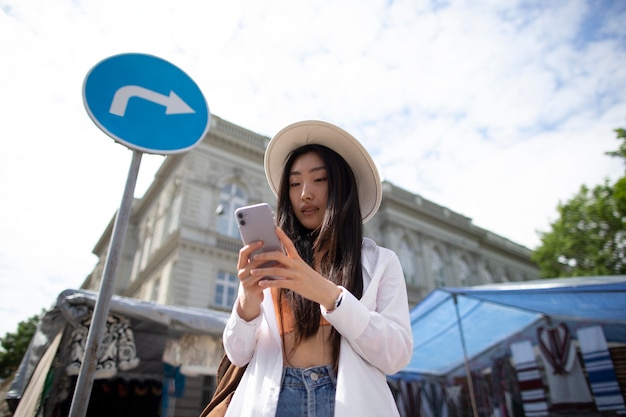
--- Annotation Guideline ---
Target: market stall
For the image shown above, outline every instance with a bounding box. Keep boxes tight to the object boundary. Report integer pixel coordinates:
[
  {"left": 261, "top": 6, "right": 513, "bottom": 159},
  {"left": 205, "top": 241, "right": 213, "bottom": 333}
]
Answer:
[
  {"left": 6, "top": 289, "right": 230, "bottom": 417},
  {"left": 391, "top": 276, "right": 626, "bottom": 417}
]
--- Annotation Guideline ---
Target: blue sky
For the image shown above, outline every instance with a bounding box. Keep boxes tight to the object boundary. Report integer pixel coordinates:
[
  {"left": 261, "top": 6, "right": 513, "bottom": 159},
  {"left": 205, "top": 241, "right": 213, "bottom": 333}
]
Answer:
[{"left": 0, "top": 0, "right": 624, "bottom": 336}]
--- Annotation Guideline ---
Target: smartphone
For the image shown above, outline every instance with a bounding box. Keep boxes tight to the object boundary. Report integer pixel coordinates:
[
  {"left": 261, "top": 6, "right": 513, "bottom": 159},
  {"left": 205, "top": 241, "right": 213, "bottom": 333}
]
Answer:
[{"left": 234, "top": 203, "right": 283, "bottom": 279}]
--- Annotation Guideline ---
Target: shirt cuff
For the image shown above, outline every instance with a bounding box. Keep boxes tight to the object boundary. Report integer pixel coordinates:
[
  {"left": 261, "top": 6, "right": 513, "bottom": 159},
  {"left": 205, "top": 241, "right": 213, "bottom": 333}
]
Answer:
[{"left": 320, "top": 286, "right": 345, "bottom": 314}]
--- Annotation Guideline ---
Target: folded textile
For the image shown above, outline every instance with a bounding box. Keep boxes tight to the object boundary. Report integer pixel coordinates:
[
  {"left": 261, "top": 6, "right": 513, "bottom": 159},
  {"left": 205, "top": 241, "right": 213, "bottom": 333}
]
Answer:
[
  {"left": 537, "top": 323, "right": 593, "bottom": 406},
  {"left": 422, "top": 381, "right": 447, "bottom": 417},
  {"left": 66, "top": 312, "right": 140, "bottom": 379},
  {"left": 577, "top": 325, "right": 626, "bottom": 413},
  {"left": 510, "top": 340, "right": 548, "bottom": 417},
  {"left": 393, "top": 379, "right": 421, "bottom": 417},
  {"left": 491, "top": 356, "right": 518, "bottom": 417}
]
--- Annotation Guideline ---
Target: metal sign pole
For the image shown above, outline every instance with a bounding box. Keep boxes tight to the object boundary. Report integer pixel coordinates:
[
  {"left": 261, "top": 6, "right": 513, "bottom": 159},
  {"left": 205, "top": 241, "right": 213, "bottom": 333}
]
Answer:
[
  {"left": 68, "top": 150, "right": 143, "bottom": 417},
  {"left": 76, "top": 52, "right": 208, "bottom": 416}
]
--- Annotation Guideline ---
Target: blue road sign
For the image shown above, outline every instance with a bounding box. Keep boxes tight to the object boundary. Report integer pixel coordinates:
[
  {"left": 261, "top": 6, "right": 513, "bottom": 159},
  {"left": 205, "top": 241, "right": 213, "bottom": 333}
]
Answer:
[{"left": 83, "top": 53, "right": 210, "bottom": 154}]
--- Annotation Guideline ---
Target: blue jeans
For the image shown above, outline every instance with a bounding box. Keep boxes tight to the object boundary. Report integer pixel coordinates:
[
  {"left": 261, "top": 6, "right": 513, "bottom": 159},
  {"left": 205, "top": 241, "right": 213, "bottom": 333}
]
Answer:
[{"left": 275, "top": 365, "right": 337, "bottom": 417}]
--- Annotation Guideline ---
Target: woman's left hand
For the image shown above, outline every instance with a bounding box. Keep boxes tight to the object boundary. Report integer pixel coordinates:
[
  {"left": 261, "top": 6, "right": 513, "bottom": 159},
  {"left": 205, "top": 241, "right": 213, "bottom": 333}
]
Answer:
[{"left": 251, "top": 227, "right": 342, "bottom": 311}]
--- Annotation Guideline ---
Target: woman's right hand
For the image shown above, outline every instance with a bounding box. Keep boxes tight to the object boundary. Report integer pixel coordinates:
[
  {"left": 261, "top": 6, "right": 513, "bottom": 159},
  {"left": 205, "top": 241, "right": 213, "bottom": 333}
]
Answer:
[{"left": 236, "top": 240, "right": 267, "bottom": 321}]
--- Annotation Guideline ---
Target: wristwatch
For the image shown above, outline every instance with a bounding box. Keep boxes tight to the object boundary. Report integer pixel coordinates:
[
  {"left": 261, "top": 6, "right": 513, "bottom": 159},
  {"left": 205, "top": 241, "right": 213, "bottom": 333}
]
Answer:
[{"left": 333, "top": 289, "right": 344, "bottom": 310}]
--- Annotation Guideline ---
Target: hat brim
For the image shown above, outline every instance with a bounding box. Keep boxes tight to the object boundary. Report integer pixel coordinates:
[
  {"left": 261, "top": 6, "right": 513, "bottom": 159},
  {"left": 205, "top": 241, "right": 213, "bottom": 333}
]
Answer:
[{"left": 264, "top": 120, "right": 382, "bottom": 223}]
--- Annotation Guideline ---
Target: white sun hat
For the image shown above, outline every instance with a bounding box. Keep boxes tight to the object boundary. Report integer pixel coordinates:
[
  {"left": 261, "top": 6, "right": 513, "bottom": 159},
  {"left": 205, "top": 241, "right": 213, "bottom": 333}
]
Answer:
[{"left": 264, "top": 120, "right": 382, "bottom": 223}]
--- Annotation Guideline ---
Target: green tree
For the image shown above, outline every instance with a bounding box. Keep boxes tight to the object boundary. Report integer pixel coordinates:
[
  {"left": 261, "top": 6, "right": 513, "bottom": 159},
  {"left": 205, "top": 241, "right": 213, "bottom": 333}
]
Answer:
[
  {"left": 605, "top": 128, "right": 626, "bottom": 162},
  {"left": 0, "top": 314, "right": 41, "bottom": 379},
  {"left": 532, "top": 126, "right": 626, "bottom": 278}
]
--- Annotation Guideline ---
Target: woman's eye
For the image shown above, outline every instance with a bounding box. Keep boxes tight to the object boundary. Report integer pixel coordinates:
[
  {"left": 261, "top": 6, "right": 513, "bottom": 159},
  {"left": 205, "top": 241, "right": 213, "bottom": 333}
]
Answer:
[
  {"left": 314, "top": 177, "right": 327, "bottom": 183},
  {"left": 290, "top": 182, "right": 300, "bottom": 187}
]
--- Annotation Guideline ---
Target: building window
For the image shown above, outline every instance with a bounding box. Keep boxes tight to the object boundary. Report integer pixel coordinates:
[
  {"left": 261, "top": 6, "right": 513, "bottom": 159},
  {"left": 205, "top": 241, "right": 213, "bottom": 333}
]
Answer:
[
  {"left": 216, "top": 183, "right": 247, "bottom": 238},
  {"left": 139, "top": 230, "right": 153, "bottom": 271},
  {"left": 458, "top": 258, "right": 470, "bottom": 287},
  {"left": 399, "top": 240, "right": 417, "bottom": 285},
  {"left": 431, "top": 249, "right": 447, "bottom": 288},
  {"left": 214, "top": 270, "right": 238, "bottom": 308},
  {"left": 167, "top": 191, "right": 182, "bottom": 234}
]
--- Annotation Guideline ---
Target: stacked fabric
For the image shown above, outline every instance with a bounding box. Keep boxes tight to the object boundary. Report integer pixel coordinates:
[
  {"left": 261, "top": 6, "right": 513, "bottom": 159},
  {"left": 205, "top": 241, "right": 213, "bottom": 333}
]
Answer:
[
  {"left": 612, "top": 347, "right": 626, "bottom": 403},
  {"left": 577, "top": 325, "right": 626, "bottom": 414},
  {"left": 391, "top": 379, "right": 421, "bottom": 417},
  {"left": 510, "top": 340, "right": 549, "bottom": 417},
  {"left": 422, "top": 381, "right": 447, "bottom": 417}
]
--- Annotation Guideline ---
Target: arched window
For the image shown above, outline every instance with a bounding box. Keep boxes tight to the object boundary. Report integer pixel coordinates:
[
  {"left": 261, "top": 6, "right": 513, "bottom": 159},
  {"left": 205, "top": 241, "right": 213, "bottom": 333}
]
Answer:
[
  {"left": 478, "top": 263, "right": 494, "bottom": 284},
  {"left": 216, "top": 183, "right": 247, "bottom": 238}
]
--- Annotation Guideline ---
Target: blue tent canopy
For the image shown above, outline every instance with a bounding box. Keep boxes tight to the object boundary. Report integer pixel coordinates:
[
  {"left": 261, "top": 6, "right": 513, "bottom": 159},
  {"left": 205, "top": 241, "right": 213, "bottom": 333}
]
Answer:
[{"left": 397, "top": 275, "right": 626, "bottom": 379}]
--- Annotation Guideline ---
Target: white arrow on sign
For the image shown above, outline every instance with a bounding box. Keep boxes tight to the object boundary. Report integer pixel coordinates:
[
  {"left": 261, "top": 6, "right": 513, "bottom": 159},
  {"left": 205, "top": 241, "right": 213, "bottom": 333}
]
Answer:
[{"left": 109, "top": 85, "right": 195, "bottom": 117}]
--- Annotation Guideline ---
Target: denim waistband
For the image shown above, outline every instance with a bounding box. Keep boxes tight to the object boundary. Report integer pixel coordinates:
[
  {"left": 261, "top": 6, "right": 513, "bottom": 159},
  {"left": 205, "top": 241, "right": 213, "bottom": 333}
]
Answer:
[{"left": 281, "top": 365, "right": 337, "bottom": 388}]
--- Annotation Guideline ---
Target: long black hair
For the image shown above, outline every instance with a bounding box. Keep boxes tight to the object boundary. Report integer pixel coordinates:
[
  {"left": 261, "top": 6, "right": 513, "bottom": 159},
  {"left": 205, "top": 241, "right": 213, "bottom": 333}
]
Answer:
[{"left": 276, "top": 144, "right": 364, "bottom": 369}]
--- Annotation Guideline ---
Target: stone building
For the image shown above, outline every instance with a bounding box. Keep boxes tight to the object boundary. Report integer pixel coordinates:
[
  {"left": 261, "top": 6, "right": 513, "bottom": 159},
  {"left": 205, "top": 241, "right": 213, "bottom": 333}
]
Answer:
[
  {"left": 82, "top": 114, "right": 538, "bottom": 306},
  {"left": 79, "top": 114, "right": 538, "bottom": 413}
]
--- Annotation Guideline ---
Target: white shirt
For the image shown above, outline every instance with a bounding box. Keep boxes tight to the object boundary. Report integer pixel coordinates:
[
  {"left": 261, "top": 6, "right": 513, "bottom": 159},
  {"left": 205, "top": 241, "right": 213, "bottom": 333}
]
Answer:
[{"left": 223, "top": 238, "right": 413, "bottom": 417}]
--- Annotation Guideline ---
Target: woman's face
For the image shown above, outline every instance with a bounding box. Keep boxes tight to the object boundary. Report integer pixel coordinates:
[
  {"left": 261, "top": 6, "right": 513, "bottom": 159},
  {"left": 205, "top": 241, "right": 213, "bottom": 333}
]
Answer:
[{"left": 288, "top": 151, "right": 329, "bottom": 230}]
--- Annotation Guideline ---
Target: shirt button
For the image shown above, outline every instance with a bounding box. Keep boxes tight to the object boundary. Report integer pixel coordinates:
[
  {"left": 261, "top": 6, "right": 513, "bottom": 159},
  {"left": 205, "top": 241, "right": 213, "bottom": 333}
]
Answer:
[{"left": 310, "top": 372, "right": 319, "bottom": 381}]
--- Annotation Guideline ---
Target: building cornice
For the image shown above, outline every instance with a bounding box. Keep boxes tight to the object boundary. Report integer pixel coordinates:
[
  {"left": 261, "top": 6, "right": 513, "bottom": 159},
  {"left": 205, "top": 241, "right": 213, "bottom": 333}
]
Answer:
[
  {"left": 380, "top": 181, "right": 534, "bottom": 260},
  {"left": 201, "top": 115, "right": 269, "bottom": 162}
]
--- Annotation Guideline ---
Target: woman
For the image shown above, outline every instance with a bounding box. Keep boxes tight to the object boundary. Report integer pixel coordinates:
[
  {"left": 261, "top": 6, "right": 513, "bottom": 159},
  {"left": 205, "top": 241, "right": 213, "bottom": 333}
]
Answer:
[{"left": 223, "top": 120, "right": 413, "bottom": 417}]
